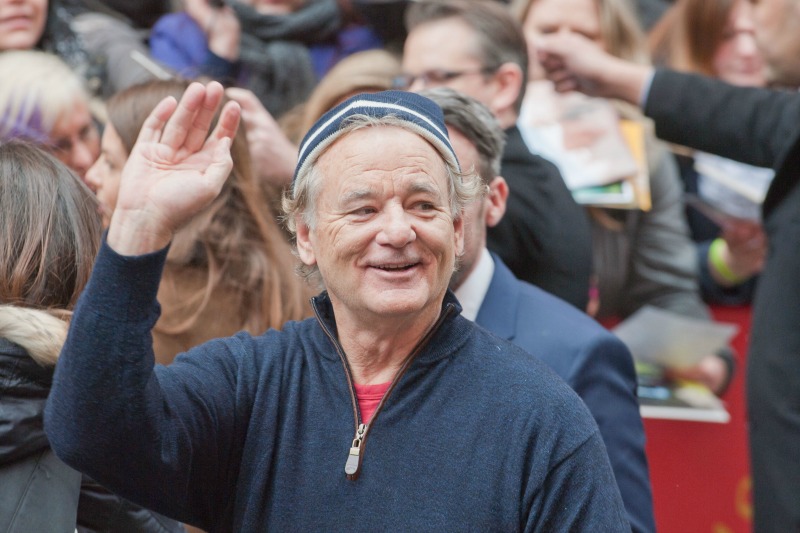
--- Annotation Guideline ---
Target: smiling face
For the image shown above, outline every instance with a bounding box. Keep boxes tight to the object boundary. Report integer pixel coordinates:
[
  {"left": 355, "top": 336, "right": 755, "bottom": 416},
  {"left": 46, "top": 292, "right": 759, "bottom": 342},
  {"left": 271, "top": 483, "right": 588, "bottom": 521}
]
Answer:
[
  {"left": 295, "top": 126, "right": 463, "bottom": 325},
  {"left": 0, "top": 0, "right": 47, "bottom": 50},
  {"left": 85, "top": 123, "right": 127, "bottom": 227}
]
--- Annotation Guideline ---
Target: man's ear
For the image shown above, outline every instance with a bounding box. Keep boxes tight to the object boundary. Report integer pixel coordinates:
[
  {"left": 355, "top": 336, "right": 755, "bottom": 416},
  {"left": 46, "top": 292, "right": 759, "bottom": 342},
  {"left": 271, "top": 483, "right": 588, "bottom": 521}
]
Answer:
[
  {"left": 295, "top": 217, "right": 317, "bottom": 266},
  {"left": 453, "top": 212, "right": 465, "bottom": 256},
  {"left": 485, "top": 176, "right": 509, "bottom": 228},
  {"left": 488, "top": 62, "right": 523, "bottom": 116}
]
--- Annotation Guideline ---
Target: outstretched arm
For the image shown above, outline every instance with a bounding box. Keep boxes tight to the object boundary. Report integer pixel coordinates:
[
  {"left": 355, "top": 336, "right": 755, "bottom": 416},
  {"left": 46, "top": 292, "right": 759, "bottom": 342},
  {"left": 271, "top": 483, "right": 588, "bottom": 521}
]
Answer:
[{"left": 108, "top": 80, "right": 240, "bottom": 256}]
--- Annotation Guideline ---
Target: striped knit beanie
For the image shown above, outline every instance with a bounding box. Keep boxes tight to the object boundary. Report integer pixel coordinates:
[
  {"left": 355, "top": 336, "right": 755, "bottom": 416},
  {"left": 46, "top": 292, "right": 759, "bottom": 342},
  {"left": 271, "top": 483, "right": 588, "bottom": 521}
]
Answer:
[{"left": 292, "top": 90, "right": 460, "bottom": 190}]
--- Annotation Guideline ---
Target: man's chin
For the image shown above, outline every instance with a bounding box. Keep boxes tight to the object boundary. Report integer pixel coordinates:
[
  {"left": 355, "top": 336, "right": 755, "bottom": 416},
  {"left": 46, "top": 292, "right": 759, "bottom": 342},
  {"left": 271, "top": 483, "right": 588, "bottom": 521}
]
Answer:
[{"left": 363, "top": 290, "right": 444, "bottom": 319}]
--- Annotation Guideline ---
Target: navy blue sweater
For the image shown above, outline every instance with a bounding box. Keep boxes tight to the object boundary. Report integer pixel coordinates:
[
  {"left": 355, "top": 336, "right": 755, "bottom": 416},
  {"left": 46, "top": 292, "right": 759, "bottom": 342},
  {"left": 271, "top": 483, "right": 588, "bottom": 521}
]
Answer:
[{"left": 45, "top": 241, "right": 629, "bottom": 532}]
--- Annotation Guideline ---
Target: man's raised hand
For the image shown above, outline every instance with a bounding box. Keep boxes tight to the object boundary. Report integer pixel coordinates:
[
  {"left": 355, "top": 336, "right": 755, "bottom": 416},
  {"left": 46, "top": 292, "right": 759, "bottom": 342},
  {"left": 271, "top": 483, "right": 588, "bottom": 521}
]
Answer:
[{"left": 108, "top": 81, "right": 241, "bottom": 256}]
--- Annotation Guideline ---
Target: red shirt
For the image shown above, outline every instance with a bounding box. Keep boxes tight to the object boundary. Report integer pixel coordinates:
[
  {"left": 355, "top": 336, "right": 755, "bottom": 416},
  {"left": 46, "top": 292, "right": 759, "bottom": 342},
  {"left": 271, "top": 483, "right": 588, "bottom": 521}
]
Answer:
[{"left": 353, "top": 381, "right": 391, "bottom": 424}]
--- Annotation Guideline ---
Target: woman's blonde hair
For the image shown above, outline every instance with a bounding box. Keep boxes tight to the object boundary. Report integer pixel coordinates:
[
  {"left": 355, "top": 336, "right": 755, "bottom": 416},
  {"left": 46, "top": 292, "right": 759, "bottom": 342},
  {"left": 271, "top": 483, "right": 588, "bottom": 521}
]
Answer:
[{"left": 0, "top": 50, "right": 93, "bottom": 144}]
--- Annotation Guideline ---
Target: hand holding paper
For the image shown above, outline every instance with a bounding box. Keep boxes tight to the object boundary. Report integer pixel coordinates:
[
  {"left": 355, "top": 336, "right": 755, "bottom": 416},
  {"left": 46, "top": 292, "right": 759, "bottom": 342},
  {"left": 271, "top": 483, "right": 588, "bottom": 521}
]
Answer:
[{"left": 612, "top": 306, "right": 738, "bottom": 369}]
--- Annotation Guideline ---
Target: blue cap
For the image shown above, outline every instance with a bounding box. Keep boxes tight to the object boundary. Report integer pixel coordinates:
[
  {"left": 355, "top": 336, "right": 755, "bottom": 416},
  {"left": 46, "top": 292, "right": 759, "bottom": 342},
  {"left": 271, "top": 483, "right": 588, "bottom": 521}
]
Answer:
[{"left": 292, "top": 90, "right": 460, "bottom": 189}]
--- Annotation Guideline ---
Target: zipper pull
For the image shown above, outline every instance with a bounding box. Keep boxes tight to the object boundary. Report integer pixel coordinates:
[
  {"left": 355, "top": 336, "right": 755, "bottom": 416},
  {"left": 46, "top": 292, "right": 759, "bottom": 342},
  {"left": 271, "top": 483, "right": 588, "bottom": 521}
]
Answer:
[{"left": 345, "top": 423, "right": 367, "bottom": 479}]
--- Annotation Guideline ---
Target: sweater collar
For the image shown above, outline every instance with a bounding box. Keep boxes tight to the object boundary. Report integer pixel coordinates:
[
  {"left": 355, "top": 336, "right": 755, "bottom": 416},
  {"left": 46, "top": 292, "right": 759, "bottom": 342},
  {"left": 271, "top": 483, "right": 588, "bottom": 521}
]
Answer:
[{"left": 309, "top": 291, "right": 472, "bottom": 364}]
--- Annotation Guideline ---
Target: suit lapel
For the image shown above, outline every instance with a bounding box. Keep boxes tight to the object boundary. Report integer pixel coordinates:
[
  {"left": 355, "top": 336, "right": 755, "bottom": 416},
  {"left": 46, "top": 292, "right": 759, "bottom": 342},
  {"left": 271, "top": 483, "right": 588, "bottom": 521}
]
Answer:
[{"left": 474, "top": 255, "right": 519, "bottom": 342}]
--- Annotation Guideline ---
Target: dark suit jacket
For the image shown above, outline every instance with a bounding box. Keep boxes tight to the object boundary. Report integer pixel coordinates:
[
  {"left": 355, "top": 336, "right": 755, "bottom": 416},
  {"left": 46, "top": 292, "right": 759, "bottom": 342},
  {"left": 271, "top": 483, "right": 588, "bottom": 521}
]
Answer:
[
  {"left": 646, "top": 69, "right": 800, "bottom": 532},
  {"left": 487, "top": 125, "right": 593, "bottom": 310},
  {"left": 476, "top": 255, "right": 654, "bottom": 533}
]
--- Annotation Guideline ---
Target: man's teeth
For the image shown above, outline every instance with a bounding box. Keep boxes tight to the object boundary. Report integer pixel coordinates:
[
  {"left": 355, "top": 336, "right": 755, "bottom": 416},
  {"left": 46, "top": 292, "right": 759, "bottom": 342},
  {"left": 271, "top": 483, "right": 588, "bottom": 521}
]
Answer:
[{"left": 377, "top": 263, "right": 414, "bottom": 270}]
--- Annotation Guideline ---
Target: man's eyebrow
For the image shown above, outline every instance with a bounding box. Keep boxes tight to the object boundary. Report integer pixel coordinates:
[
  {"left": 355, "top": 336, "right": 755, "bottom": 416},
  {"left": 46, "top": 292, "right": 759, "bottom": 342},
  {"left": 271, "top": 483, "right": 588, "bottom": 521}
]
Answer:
[
  {"left": 338, "top": 181, "right": 444, "bottom": 205},
  {"left": 340, "top": 189, "right": 377, "bottom": 205},
  {"left": 408, "top": 181, "right": 443, "bottom": 198}
]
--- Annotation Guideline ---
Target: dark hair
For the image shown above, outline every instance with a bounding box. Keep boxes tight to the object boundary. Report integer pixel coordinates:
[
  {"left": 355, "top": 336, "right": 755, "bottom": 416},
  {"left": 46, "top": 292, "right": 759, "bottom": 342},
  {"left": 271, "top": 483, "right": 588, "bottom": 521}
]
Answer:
[
  {"left": 405, "top": 0, "right": 529, "bottom": 112},
  {"left": 0, "top": 140, "right": 101, "bottom": 309}
]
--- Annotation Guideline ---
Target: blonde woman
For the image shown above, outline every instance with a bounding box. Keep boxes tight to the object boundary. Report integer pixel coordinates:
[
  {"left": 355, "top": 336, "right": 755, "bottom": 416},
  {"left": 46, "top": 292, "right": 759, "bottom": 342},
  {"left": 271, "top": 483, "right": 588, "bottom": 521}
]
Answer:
[{"left": 0, "top": 50, "right": 100, "bottom": 179}]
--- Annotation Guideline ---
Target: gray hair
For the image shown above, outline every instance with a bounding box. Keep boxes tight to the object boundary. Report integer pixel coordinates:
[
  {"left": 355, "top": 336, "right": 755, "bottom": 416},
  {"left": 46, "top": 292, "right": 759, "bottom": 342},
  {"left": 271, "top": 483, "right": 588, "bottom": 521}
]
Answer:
[
  {"left": 282, "top": 113, "right": 483, "bottom": 282},
  {"left": 420, "top": 87, "right": 506, "bottom": 188}
]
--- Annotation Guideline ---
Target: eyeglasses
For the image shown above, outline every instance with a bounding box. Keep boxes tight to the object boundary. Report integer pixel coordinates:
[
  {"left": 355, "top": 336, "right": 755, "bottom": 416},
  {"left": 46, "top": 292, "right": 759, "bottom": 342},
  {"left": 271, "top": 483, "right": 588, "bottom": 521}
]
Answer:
[{"left": 392, "top": 67, "right": 497, "bottom": 89}]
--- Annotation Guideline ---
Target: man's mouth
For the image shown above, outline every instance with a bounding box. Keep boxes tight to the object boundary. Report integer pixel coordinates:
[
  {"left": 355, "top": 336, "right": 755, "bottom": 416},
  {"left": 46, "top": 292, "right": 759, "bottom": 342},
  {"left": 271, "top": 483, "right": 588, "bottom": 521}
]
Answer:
[{"left": 371, "top": 261, "right": 419, "bottom": 272}]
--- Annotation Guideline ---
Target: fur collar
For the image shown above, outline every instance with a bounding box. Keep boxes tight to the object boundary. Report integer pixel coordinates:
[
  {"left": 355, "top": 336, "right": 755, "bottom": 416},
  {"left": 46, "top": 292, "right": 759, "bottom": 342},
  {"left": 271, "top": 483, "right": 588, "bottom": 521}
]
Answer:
[{"left": 0, "top": 305, "right": 69, "bottom": 367}]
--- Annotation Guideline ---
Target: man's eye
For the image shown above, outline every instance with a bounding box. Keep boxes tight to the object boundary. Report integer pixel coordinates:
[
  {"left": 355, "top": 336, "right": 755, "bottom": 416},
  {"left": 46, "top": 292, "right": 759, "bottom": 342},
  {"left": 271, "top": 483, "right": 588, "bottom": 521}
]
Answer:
[{"left": 351, "top": 207, "right": 376, "bottom": 217}]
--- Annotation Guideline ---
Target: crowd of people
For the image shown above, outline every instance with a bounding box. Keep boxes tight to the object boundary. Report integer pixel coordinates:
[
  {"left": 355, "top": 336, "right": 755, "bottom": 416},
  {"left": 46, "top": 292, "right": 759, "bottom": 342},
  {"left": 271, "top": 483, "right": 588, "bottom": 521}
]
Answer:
[{"left": 1, "top": 0, "right": 798, "bottom": 531}]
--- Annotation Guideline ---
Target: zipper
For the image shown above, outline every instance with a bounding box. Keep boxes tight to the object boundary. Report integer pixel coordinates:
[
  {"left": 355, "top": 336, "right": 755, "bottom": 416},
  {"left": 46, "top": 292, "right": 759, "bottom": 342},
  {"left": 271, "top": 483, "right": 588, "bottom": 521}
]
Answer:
[
  {"left": 345, "top": 423, "right": 367, "bottom": 476},
  {"left": 313, "top": 300, "right": 457, "bottom": 481}
]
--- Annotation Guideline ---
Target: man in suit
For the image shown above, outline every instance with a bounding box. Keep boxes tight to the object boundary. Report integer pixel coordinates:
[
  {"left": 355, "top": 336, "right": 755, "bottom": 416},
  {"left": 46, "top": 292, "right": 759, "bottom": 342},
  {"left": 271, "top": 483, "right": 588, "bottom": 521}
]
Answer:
[
  {"left": 399, "top": 0, "right": 593, "bottom": 310},
  {"left": 422, "top": 87, "right": 655, "bottom": 533},
  {"left": 536, "top": 8, "right": 800, "bottom": 527}
]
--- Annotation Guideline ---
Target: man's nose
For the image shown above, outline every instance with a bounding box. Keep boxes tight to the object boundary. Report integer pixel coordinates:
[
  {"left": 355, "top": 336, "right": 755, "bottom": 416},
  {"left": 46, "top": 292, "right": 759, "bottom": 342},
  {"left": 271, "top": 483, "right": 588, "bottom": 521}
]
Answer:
[{"left": 376, "top": 209, "right": 416, "bottom": 247}]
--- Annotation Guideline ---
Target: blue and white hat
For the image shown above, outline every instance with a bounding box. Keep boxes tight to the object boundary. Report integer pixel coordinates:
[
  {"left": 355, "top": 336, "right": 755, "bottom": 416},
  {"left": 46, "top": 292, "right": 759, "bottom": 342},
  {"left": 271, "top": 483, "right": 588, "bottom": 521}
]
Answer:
[{"left": 292, "top": 90, "right": 461, "bottom": 190}]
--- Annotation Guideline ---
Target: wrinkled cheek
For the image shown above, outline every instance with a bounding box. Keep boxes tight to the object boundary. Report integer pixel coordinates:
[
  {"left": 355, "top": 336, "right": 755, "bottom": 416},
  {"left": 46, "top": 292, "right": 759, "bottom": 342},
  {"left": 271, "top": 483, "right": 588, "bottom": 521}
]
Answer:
[{"left": 438, "top": 246, "right": 458, "bottom": 281}]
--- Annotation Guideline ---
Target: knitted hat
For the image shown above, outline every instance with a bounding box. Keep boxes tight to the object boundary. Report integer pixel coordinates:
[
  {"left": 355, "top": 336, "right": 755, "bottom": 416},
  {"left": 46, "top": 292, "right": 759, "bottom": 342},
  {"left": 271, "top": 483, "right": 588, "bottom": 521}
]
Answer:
[{"left": 292, "top": 90, "right": 460, "bottom": 189}]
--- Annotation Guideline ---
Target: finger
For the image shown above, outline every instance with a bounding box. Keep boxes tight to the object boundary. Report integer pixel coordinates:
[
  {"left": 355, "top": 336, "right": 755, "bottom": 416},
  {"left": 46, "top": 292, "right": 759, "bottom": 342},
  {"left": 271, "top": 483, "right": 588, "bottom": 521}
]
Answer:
[
  {"left": 225, "top": 87, "right": 261, "bottom": 111},
  {"left": 207, "top": 100, "right": 242, "bottom": 144},
  {"left": 184, "top": 82, "right": 226, "bottom": 152},
  {"left": 225, "top": 88, "right": 266, "bottom": 129},
  {"left": 159, "top": 82, "right": 210, "bottom": 151},
  {"left": 136, "top": 96, "right": 178, "bottom": 146},
  {"left": 549, "top": 71, "right": 579, "bottom": 92}
]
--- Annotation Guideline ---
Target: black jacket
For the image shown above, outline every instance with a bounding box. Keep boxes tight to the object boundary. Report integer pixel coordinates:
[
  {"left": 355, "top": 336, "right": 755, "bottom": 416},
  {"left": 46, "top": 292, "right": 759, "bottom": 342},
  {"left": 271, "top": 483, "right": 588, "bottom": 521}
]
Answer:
[
  {"left": 487, "top": 125, "right": 593, "bottom": 310},
  {"left": 645, "top": 69, "right": 800, "bottom": 533},
  {"left": 0, "top": 307, "right": 184, "bottom": 533}
]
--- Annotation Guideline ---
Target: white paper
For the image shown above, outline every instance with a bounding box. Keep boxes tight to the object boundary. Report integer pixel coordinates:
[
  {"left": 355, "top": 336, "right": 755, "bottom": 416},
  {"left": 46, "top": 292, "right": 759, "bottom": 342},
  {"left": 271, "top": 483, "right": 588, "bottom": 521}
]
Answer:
[
  {"left": 694, "top": 151, "right": 774, "bottom": 208},
  {"left": 518, "top": 81, "right": 638, "bottom": 190},
  {"left": 612, "top": 306, "right": 739, "bottom": 369}
]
